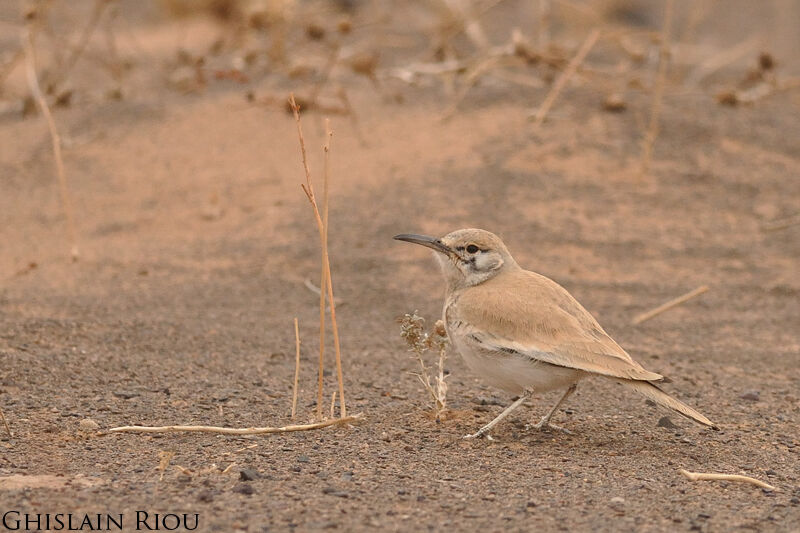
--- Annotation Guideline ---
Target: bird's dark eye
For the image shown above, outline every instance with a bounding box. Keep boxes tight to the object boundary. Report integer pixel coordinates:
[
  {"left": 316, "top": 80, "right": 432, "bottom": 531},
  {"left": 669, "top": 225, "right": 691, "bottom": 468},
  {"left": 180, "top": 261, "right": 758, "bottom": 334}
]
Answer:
[{"left": 466, "top": 244, "right": 479, "bottom": 254}]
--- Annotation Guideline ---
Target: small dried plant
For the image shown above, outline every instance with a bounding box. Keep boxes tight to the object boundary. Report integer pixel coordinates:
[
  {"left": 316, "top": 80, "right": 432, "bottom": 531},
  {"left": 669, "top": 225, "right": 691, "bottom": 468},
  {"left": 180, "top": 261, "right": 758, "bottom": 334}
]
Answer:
[{"left": 398, "top": 312, "right": 449, "bottom": 420}]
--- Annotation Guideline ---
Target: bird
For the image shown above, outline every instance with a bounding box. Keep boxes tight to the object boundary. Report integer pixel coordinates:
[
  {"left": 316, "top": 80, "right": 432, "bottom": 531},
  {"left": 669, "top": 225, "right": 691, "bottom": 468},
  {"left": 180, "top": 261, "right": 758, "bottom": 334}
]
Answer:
[{"left": 394, "top": 228, "right": 717, "bottom": 439}]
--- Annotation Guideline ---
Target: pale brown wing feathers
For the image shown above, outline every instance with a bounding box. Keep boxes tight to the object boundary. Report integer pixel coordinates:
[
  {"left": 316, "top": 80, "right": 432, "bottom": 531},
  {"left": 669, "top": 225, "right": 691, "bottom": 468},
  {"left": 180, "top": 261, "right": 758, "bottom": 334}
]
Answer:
[{"left": 455, "top": 269, "right": 663, "bottom": 382}]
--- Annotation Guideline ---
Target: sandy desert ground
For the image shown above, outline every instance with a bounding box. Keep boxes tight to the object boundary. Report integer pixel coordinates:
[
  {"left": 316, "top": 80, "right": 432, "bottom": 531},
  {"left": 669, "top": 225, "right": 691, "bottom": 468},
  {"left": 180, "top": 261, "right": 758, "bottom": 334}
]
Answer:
[{"left": 1, "top": 1, "right": 799, "bottom": 531}]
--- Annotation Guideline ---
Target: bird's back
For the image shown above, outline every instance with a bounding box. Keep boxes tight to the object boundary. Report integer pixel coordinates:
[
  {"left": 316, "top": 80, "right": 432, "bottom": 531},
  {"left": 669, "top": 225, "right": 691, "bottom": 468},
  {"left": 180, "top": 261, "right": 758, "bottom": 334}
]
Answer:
[{"left": 448, "top": 268, "right": 662, "bottom": 382}]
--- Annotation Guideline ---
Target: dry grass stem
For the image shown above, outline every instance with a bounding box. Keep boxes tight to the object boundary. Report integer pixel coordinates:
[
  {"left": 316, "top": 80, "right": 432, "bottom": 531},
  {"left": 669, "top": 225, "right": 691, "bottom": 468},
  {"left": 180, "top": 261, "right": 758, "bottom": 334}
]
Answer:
[
  {"left": 288, "top": 93, "right": 327, "bottom": 420},
  {"left": 442, "top": 0, "right": 489, "bottom": 51},
  {"left": 291, "top": 317, "right": 300, "bottom": 419},
  {"left": 632, "top": 285, "right": 709, "bottom": 325},
  {"left": 440, "top": 54, "right": 501, "bottom": 121},
  {"left": 303, "top": 278, "right": 343, "bottom": 307},
  {"left": 399, "top": 313, "right": 450, "bottom": 420},
  {"left": 157, "top": 451, "right": 175, "bottom": 481},
  {"left": 289, "top": 95, "right": 347, "bottom": 419},
  {"left": 307, "top": 43, "right": 340, "bottom": 106},
  {"left": 330, "top": 391, "right": 337, "bottom": 419},
  {"left": 761, "top": 213, "right": 800, "bottom": 232},
  {"left": 529, "top": 28, "right": 600, "bottom": 126},
  {"left": 679, "top": 469, "right": 777, "bottom": 491},
  {"left": 0, "top": 48, "right": 24, "bottom": 87},
  {"left": 23, "top": 28, "right": 79, "bottom": 261},
  {"left": 322, "top": 120, "right": 347, "bottom": 419},
  {"left": 108, "top": 415, "right": 362, "bottom": 435},
  {"left": 686, "top": 37, "right": 757, "bottom": 86},
  {"left": 45, "top": 0, "right": 112, "bottom": 94},
  {"left": 639, "top": 0, "right": 674, "bottom": 175},
  {"left": 537, "top": 0, "right": 551, "bottom": 50},
  {"left": 0, "top": 406, "right": 11, "bottom": 439}
]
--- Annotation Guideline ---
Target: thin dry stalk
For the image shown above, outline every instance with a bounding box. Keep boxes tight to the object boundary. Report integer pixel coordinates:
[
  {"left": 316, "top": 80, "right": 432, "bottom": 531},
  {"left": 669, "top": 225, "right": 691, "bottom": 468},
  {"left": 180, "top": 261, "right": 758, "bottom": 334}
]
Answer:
[
  {"left": 431, "top": 320, "right": 449, "bottom": 416},
  {"left": 303, "top": 278, "right": 343, "bottom": 307},
  {"left": 679, "top": 469, "right": 777, "bottom": 491},
  {"left": 291, "top": 317, "right": 300, "bottom": 419},
  {"left": 323, "top": 121, "right": 346, "bottom": 419},
  {"left": 529, "top": 28, "right": 600, "bottom": 126},
  {"left": 442, "top": 0, "right": 489, "bottom": 51},
  {"left": 288, "top": 93, "right": 326, "bottom": 420},
  {"left": 330, "top": 391, "right": 336, "bottom": 419},
  {"left": 45, "top": 0, "right": 112, "bottom": 93},
  {"left": 639, "top": 0, "right": 674, "bottom": 176},
  {"left": 440, "top": 54, "right": 501, "bottom": 121},
  {"left": 315, "top": 266, "right": 327, "bottom": 419},
  {"left": 108, "top": 415, "right": 362, "bottom": 435},
  {"left": 22, "top": 28, "right": 79, "bottom": 261},
  {"left": 307, "top": 43, "right": 340, "bottom": 106},
  {"left": 686, "top": 37, "right": 757, "bottom": 86},
  {"left": 632, "top": 285, "right": 708, "bottom": 325},
  {"left": 157, "top": 451, "right": 175, "bottom": 481},
  {"left": 0, "top": 405, "right": 11, "bottom": 439},
  {"left": 288, "top": 95, "right": 347, "bottom": 419},
  {"left": 537, "top": 0, "right": 551, "bottom": 50},
  {"left": 761, "top": 213, "right": 800, "bottom": 232},
  {"left": 0, "top": 48, "right": 24, "bottom": 87}
]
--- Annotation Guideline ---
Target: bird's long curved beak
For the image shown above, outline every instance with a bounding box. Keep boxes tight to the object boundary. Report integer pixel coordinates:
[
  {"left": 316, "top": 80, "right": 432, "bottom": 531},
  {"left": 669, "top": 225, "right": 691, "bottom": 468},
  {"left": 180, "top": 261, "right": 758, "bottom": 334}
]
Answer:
[{"left": 393, "top": 234, "right": 452, "bottom": 255}]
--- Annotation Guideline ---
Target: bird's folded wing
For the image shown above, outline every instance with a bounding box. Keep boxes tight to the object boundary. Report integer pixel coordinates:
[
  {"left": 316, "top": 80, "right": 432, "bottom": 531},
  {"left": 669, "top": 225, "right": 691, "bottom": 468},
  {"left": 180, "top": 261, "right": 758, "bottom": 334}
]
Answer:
[{"left": 456, "top": 280, "right": 663, "bottom": 382}]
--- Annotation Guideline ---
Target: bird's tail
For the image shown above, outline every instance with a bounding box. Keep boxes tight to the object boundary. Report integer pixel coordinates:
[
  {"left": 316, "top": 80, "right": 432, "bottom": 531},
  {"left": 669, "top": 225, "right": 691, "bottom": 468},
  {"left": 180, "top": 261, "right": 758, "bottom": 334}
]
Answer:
[{"left": 617, "top": 379, "right": 718, "bottom": 429}]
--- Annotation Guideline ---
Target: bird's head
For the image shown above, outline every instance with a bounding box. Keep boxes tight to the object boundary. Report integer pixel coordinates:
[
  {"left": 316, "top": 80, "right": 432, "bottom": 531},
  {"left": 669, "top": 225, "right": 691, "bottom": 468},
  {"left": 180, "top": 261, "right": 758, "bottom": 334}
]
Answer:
[{"left": 394, "top": 228, "right": 518, "bottom": 289}]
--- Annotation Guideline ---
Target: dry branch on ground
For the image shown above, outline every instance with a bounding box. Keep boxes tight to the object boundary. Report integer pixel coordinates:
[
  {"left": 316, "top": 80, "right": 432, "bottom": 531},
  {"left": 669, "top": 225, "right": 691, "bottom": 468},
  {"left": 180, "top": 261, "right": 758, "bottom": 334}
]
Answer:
[
  {"left": 680, "top": 469, "right": 777, "bottom": 491},
  {"left": 108, "top": 415, "right": 362, "bottom": 436}
]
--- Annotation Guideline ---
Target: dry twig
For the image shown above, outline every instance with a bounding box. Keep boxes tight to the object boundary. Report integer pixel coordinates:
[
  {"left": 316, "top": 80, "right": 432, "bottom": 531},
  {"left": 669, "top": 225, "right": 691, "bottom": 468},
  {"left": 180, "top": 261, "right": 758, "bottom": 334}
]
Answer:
[
  {"left": 632, "top": 285, "right": 708, "bottom": 325},
  {"left": 0, "top": 406, "right": 11, "bottom": 439},
  {"left": 108, "top": 415, "right": 362, "bottom": 435},
  {"left": 529, "top": 28, "right": 600, "bottom": 126},
  {"left": 22, "top": 27, "right": 79, "bottom": 261},
  {"left": 536, "top": 0, "right": 551, "bottom": 50},
  {"left": 761, "top": 213, "right": 800, "bottom": 232},
  {"left": 303, "top": 278, "right": 344, "bottom": 307},
  {"left": 289, "top": 93, "right": 327, "bottom": 420},
  {"left": 322, "top": 121, "right": 347, "bottom": 419},
  {"left": 639, "top": 0, "right": 674, "bottom": 175},
  {"left": 680, "top": 469, "right": 777, "bottom": 491},
  {"left": 289, "top": 95, "right": 347, "bottom": 419},
  {"left": 157, "top": 451, "right": 175, "bottom": 481},
  {"left": 291, "top": 317, "right": 300, "bottom": 419},
  {"left": 0, "top": 48, "right": 24, "bottom": 88},
  {"left": 45, "top": 0, "right": 112, "bottom": 94}
]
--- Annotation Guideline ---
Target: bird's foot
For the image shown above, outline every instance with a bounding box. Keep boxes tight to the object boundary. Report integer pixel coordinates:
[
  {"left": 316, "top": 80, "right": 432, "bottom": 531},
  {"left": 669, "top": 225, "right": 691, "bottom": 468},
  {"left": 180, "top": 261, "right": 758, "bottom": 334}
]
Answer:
[
  {"left": 525, "top": 418, "right": 572, "bottom": 435},
  {"left": 463, "top": 429, "right": 495, "bottom": 440}
]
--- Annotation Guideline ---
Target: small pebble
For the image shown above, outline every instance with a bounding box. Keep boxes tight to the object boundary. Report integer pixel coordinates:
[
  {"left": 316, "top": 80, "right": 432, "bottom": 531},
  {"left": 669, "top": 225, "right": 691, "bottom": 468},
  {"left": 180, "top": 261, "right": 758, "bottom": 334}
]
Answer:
[
  {"left": 239, "top": 468, "right": 260, "bottom": 481},
  {"left": 79, "top": 418, "right": 100, "bottom": 431},
  {"left": 603, "top": 93, "right": 627, "bottom": 112},
  {"left": 233, "top": 483, "right": 255, "bottom": 495},
  {"left": 740, "top": 391, "right": 760, "bottom": 401},
  {"left": 657, "top": 416, "right": 678, "bottom": 429},
  {"left": 610, "top": 497, "right": 625, "bottom": 504}
]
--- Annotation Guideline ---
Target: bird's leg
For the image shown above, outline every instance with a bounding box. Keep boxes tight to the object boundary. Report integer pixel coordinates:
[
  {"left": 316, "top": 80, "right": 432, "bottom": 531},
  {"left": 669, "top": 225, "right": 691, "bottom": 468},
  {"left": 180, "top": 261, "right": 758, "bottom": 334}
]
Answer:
[
  {"left": 529, "top": 383, "right": 577, "bottom": 434},
  {"left": 464, "top": 390, "right": 532, "bottom": 440}
]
